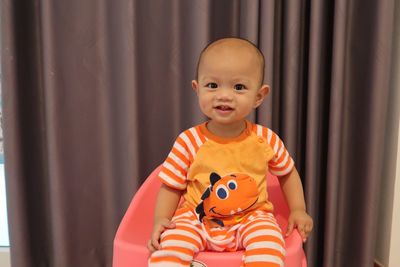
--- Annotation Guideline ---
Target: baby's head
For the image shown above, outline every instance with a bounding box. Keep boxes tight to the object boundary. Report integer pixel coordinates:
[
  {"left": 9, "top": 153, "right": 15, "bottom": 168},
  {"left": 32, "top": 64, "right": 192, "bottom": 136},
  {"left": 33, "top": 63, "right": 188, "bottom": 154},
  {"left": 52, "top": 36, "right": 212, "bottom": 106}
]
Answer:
[
  {"left": 195, "top": 37, "right": 265, "bottom": 85},
  {"left": 192, "top": 38, "right": 269, "bottom": 127}
]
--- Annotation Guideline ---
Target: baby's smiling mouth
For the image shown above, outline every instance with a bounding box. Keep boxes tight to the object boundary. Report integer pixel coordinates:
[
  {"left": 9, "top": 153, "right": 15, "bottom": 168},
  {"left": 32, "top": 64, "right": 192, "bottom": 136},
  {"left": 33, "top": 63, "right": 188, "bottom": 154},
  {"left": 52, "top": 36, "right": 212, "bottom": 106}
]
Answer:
[{"left": 214, "top": 105, "right": 234, "bottom": 111}]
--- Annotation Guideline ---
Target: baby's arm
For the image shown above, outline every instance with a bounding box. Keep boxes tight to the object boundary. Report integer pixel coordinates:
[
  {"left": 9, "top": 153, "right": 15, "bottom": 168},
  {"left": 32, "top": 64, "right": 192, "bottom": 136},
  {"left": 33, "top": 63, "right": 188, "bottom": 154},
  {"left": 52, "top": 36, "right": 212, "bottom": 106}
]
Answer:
[
  {"left": 279, "top": 167, "right": 313, "bottom": 242},
  {"left": 148, "top": 184, "right": 182, "bottom": 252}
]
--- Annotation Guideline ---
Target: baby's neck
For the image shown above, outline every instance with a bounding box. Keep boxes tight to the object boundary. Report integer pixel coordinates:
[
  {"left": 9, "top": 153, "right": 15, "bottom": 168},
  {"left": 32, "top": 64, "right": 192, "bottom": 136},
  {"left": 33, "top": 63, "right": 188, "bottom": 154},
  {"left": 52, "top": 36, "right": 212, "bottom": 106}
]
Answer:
[{"left": 206, "top": 120, "right": 247, "bottom": 138}]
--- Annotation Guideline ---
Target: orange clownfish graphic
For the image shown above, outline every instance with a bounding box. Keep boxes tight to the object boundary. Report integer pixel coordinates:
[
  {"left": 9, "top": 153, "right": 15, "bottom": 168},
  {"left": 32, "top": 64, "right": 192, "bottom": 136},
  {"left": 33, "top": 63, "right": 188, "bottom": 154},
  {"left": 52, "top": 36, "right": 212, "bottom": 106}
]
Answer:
[{"left": 195, "top": 172, "right": 259, "bottom": 227}]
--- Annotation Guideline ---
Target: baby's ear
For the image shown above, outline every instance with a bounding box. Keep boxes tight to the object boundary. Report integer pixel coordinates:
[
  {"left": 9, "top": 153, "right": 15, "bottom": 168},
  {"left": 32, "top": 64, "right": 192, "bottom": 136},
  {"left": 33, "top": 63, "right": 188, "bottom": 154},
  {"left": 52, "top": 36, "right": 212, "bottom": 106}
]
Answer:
[
  {"left": 192, "top": 80, "right": 199, "bottom": 93},
  {"left": 254, "top": 85, "right": 270, "bottom": 108}
]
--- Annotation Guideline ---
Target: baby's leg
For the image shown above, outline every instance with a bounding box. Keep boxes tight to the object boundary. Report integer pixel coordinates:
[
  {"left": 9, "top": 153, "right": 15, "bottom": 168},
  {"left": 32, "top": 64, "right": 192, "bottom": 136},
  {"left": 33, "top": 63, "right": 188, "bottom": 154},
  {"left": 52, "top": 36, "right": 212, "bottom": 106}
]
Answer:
[
  {"left": 148, "top": 208, "right": 205, "bottom": 267},
  {"left": 239, "top": 211, "right": 285, "bottom": 267}
]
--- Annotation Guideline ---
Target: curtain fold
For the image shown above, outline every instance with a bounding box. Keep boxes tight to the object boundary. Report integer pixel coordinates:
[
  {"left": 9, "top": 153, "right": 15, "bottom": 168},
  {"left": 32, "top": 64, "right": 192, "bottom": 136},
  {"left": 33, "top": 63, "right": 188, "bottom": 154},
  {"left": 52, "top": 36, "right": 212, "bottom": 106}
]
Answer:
[
  {"left": 323, "top": 1, "right": 395, "bottom": 266},
  {"left": 1, "top": 0, "right": 396, "bottom": 266}
]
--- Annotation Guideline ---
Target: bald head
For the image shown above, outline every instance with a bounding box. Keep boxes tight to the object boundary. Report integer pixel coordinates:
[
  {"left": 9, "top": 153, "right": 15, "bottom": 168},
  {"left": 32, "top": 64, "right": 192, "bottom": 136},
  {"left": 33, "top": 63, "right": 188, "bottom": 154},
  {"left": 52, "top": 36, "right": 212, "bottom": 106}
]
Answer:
[{"left": 196, "top": 38, "right": 265, "bottom": 85}]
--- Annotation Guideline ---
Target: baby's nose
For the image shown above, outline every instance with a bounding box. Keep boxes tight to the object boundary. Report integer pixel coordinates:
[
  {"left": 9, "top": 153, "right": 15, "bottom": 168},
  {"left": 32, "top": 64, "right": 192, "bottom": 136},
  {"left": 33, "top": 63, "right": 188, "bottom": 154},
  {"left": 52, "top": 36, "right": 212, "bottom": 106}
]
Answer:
[{"left": 216, "top": 88, "right": 233, "bottom": 101}]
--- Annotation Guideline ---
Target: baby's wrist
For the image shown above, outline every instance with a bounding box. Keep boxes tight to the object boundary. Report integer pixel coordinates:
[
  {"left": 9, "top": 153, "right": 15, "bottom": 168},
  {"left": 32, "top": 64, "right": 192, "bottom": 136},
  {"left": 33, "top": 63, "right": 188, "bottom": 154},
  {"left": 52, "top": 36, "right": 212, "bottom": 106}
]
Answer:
[
  {"left": 154, "top": 216, "right": 170, "bottom": 224},
  {"left": 290, "top": 208, "right": 306, "bottom": 213}
]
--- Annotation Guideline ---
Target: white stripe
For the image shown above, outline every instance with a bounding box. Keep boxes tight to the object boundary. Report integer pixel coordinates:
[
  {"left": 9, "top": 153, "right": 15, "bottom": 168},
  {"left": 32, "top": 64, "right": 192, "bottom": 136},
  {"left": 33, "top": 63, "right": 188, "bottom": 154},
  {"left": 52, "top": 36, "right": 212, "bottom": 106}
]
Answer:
[
  {"left": 257, "top": 125, "right": 263, "bottom": 136},
  {"left": 246, "top": 241, "right": 285, "bottom": 255},
  {"left": 241, "top": 221, "right": 280, "bottom": 238},
  {"left": 273, "top": 152, "right": 290, "bottom": 169},
  {"left": 180, "top": 133, "right": 195, "bottom": 159},
  {"left": 270, "top": 159, "right": 294, "bottom": 176},
  {"left": 174, "top": 223, "right": 203, "bottom": 234},
  {"left": 207, "top": 242, "right": 226, "bottom": 251},
  {"left": 190, "top": 128, "right": 203, "bottom": 148},
  {"left": 151, "top": 250, "right": 193, "bottom": 262},
  {"left": 169, "top": 152, "right": 187, "bottom": 170},
  {"left": 275, "top": 139, "right": 284, "bottom": 157},
  {"left": 266, "top": 128, "right": 273, "bottom": 143},
  {"left": 273, "top": 134, "right": 280, "bottom": 152},
  {"left": 175, "top": 219, "right": 200, "bottom": 226},
  {"left": 173, "top": 142, "right": 189, "bottom": 160},
  {"left": 161, "top": 229, "right": 202, "bottom": 245},
  {"left": 243, "top": 229, "right": 283, "bottom": 246},
  {"left": 245, "top": 255, "right": 284, "bottom": 266},
  {"left": 173, "top": 222, "right": 205, "bottom": 248},
  {"left": 208, "top": 234, "right": 229, "bottom": 240},
  {"left": 159, "top": 171, "right": 186, "bottom": 189},
  {"left": 162, "top": 240, "right": 199, "bottom": 252},
  {"left": 276, "top": 143, "right": 285, "bottom": 159},
  {"left": 163, "top": 162, "right": 186, "bottom": 181}
]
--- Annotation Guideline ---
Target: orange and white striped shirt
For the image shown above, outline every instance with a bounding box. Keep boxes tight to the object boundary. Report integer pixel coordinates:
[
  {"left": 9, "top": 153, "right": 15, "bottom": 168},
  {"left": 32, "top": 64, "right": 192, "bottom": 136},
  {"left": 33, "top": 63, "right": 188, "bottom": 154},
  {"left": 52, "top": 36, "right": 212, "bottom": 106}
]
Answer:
[{"left": 159, "top": 120, "right": 294, "bottom": 212}]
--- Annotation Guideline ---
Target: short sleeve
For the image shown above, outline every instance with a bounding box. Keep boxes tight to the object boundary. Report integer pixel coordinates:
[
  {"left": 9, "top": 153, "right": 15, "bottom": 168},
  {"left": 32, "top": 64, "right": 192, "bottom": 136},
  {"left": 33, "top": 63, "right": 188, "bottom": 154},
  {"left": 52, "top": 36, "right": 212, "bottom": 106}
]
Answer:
[
  {"left": 265, "top": 129, "right": 295, "bottom": 176},
  {"left": 158, "top": 133, "right": 190, "bottom": 190}
]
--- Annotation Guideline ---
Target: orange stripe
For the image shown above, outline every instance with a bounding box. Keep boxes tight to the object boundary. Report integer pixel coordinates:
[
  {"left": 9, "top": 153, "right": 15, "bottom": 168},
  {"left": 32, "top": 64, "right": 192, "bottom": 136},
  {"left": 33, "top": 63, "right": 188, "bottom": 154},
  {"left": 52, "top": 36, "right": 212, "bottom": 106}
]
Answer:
[
  {"left": 244, "top": 235, "right": 285, "bottom": 248},
  {"left": 262, "top": 127, "right": 268, "bottom": 139},
  {"left": 162, "top": 225, "right": 200, "bottom": 236},
  {"left": 150, "top": 256, "right": 191, "bottom": 265},
  {"left": 173, "top": 224, "right": 206, "bottom": 247},
  {"left": 172, "top": 224, "right": 202, "bottom": 234},
  {"left": 161, "top": 234, "right": 202, "bottom": 249},
  {"left": 270, "top": 158, "right": 293, "bottom": 172},
  {"left": 173, "top": 208, "right": 192, "bottom": 217},
  {"left": 170, "top": 147, "right": 190, "bottom": 166},
  {"left": 195, "top": 126, "right": 207, "bottom": 143},
  {"left": 245, "top": 247, "right": 285, "bottom": 259},
  {"left": 176, "top": 137, "right": 194, "bottom": 163},
  {"left": 269, "top": 132, "right": 277, "bottom": 148},
  {"left": 269, "top": 146, "right": 287, "bottom": 166},
  {"left": 252, "top": 124, "right": 257, "bottom": 133},
  {"left": 165, "top": 156, "right": 186, "bottom": 176},
  {"left": 242, "top": 216, "right": 279, "bottom": 229},
  {"left": 241, "top": 225, "right": 281, "bottom": 242},
  {"left": 161, "top": 168, "right": 185, "bottom": 184},
  {"left": 184, "top": 130, "right": 199, "bottom": 151},
  {"left": 163, "top": 246, "right": 196, "bottom": 257},
  {"left": 243, "top": 224, "right": 281, "bottom": 238}
]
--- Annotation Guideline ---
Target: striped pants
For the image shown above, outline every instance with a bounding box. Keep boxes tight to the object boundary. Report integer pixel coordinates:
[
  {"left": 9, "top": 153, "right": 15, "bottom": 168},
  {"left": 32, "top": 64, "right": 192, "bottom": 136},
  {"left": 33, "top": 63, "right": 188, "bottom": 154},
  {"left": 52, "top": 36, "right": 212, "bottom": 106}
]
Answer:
[{"left": 148, "top": 207, "right": 285, "bottom": 267}]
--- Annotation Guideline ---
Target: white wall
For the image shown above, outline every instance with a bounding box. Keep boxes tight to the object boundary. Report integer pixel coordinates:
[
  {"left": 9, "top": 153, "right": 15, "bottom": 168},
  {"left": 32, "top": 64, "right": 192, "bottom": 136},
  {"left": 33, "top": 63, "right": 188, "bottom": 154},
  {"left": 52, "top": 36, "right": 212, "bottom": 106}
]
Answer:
[{"left": 0, "top": 248, "right": 10, "bottom": 267}]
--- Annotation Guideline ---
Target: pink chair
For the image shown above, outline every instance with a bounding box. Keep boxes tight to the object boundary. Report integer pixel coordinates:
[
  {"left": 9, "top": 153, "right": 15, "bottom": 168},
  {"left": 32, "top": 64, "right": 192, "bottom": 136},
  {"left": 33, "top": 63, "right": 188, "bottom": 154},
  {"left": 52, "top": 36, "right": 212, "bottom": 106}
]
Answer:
[{"left": 113, "top": 166, "right": 307, "bottom": 267}]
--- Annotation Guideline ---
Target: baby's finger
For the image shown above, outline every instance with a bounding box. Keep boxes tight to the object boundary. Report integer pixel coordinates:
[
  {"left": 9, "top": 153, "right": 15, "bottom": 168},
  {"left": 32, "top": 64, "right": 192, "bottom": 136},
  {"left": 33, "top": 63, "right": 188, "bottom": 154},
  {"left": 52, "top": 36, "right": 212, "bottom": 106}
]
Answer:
[
  {"left": 297, "top": 225, "right": 307, "bottom": 241},
  {"left": 286, "top": 220, "right": 294, "bottom": 237},
  {"left": 305, "top": 224, "right": 313, "bottom": 234},
  {"left": 163, "top": 221, "right": 176, "bottom": 229},
  {"left": 147, "top": 240, "right": 156, "bottom": 252},
  {"left": 151, "top": 230, "right": 162, "bottom": 250},
  {"left": 151, "top": 236, "right": 161, "bottom": 250}
]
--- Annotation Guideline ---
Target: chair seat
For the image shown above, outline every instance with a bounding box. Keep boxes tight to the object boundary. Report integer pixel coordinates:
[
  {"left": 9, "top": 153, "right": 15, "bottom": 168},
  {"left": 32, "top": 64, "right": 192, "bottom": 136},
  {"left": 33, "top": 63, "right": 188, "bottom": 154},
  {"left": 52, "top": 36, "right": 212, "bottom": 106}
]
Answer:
[{"left": 113, "top": 166, "right": 307, "bottom": 267}]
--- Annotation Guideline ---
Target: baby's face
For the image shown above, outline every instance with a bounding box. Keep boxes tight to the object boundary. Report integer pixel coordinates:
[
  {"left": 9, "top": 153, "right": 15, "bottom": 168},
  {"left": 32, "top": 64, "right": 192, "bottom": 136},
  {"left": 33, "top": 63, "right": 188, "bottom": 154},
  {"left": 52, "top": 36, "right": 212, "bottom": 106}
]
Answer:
[{"left": 193, "top": 44, "right": 267, "bottom": 127}]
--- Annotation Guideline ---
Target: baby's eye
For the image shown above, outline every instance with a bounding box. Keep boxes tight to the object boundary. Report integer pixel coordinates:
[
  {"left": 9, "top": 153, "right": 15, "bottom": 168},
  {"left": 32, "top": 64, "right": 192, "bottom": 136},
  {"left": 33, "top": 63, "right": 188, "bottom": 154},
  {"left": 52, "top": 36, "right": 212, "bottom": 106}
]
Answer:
[
  {"left": 206, "top": 83, "right": 218, "bottom": 89},
  {"left": 234, "top": 84, "right": 246, "bottom": 91}
]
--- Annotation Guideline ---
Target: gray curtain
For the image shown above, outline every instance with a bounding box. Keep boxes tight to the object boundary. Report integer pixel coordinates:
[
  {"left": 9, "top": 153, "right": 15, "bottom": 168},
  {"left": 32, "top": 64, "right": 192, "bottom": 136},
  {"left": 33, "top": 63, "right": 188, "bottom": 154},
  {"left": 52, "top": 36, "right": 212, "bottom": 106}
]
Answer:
[{"left": 1, "top": 0, "right": 396, "bottom": 266}]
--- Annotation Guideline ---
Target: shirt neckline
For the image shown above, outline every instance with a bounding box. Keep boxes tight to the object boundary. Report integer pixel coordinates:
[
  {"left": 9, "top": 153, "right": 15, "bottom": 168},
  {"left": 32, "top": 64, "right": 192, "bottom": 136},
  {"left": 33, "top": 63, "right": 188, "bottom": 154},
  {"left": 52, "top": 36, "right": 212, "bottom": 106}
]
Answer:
[{"left": 199, "top": 120, "right": 253, "bottom": 144}]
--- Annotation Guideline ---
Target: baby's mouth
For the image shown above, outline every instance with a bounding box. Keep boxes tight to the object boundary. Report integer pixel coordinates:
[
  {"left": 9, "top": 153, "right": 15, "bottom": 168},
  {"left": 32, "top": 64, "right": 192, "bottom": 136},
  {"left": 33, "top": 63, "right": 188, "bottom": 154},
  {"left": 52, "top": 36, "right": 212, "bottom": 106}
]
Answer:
[{"left": 215, "top": 105, "right": 234, "bottom": 111}]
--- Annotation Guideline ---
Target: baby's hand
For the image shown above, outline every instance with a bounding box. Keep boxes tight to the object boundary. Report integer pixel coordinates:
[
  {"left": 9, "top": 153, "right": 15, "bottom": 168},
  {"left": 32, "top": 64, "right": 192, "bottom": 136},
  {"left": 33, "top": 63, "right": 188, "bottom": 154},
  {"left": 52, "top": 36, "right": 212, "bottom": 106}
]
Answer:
[
  {"left": 286, "top": 209, "right": 313, "bottom": 242},
  {"left": 147, "top": 218, "right": 176, "bottom": 253}
]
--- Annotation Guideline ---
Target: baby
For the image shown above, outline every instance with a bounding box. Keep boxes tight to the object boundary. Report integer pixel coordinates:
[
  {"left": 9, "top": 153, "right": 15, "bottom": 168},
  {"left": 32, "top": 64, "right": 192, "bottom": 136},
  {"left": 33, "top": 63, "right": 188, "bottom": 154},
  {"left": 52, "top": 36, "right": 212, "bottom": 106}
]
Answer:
[{"left": 147, "top": 37, "right": 313, "bottom": 267}]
